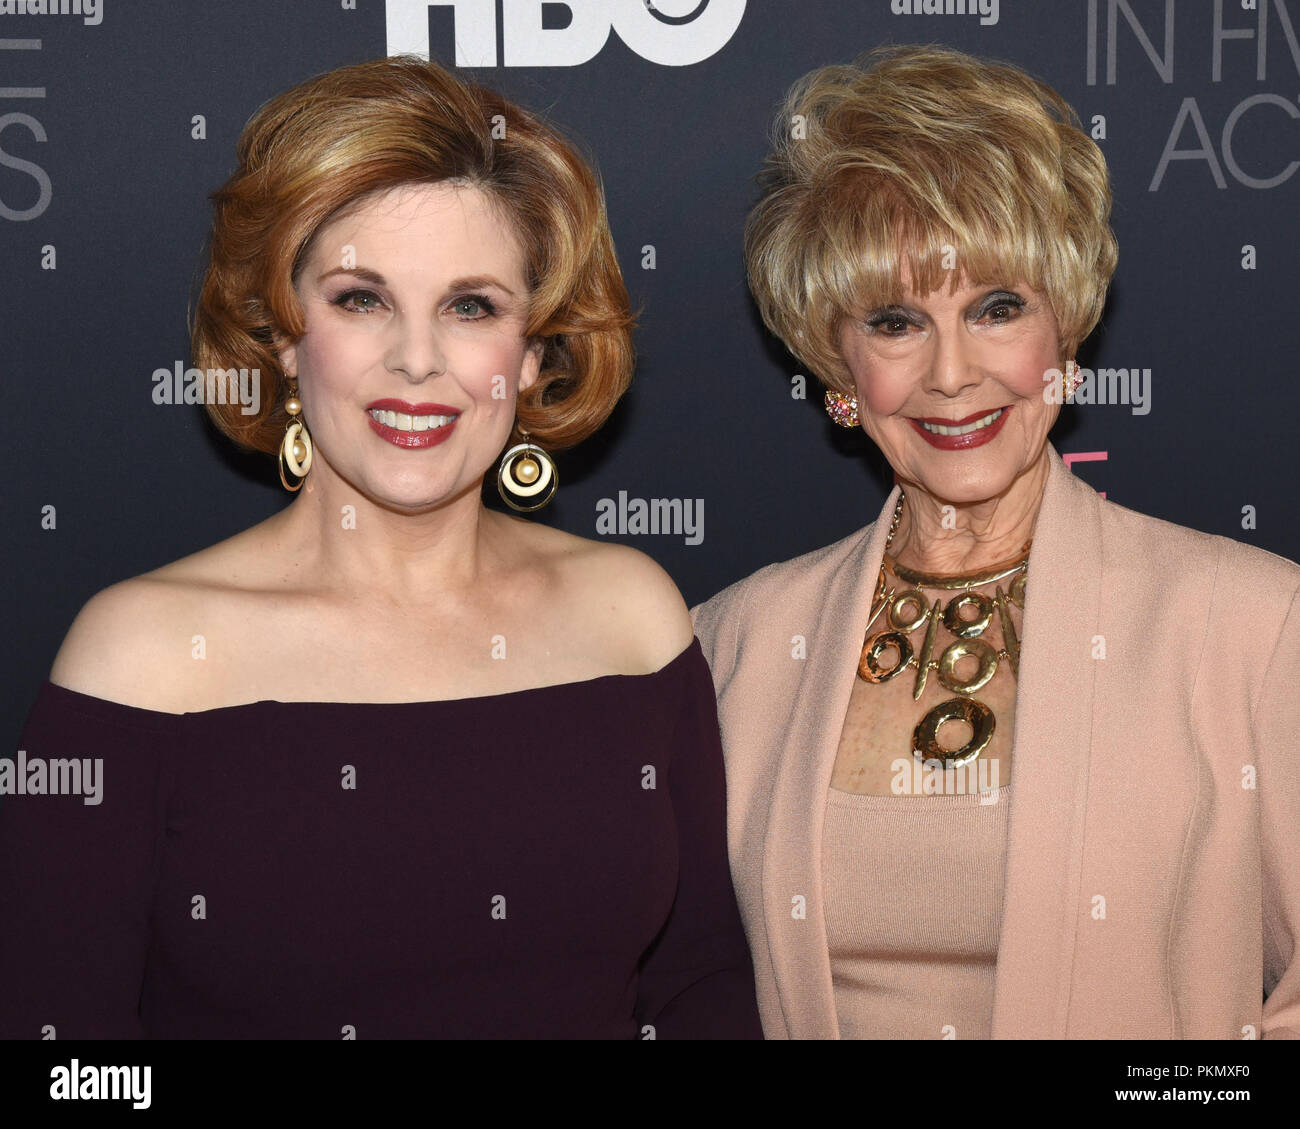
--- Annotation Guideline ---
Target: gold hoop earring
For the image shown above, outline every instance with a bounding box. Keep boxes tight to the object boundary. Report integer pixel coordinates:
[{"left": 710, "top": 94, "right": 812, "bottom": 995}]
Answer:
[
  {"left": 497, "top": 432, "right": 557, "bottom": 512},
  {"left": 825, "top": 389, "right": 860, "bottom": 428},
  {"left": 278, "top": 381, "right": 313, "bottom": 492}
]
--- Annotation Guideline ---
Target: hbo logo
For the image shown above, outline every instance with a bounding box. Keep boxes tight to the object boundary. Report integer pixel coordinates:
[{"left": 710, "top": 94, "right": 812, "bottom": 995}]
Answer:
[{"left": 386, "top": 0, "right": 747, "bottom": 66}]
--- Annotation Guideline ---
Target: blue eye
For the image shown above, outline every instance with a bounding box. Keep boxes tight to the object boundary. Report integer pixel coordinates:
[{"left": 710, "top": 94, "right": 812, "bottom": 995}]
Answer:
[{"left": 449, "top": 295, "right": 496, "bottom": 320}]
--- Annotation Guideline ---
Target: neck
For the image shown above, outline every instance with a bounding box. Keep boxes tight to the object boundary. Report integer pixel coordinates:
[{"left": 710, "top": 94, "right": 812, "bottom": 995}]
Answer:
[
  {"left": 888, "top": 446, "right": 1051, "bottom": 575},
  {"left": 270, "top": 460, "right": 503, "bottom": 606}
]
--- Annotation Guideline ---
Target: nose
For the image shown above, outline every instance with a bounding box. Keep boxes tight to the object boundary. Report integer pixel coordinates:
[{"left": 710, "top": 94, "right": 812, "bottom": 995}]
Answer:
[
  {"left": 922, "top": 326, "right": 982, "bottom": 399},
  {"left": 384, "top": 312, "right": 446, "bottom": 382}
]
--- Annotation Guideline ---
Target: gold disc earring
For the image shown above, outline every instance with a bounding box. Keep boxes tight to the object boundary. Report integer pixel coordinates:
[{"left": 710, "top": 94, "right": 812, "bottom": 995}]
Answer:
[
  {"left": 497, "top": 431, "right": 557, "bottom": 512},
  {"left": 278, "top": 381, "right": 313, "bottom": 492}
]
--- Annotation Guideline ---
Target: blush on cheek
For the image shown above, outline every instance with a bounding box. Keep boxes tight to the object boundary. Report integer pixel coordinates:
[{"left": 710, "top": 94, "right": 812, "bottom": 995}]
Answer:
[
  {"left": 860, "top": 387, "right": 911, "bottom": 419},
  {"left": 466, "top": 342, "right": 532, "bottom": 404},
  {"left": 856, "top": 363, "right": 918, "bottom": 419},
  {"left": 297, "top": 325, "right": 368, "bottom": 396},
  {"left": 1006, "top": 357, "right": 1060, "bottom": 401}
]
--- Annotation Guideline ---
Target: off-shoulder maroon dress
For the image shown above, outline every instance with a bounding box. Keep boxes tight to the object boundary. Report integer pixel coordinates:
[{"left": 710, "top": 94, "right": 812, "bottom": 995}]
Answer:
[{"left": 0, "top": 638, "right": 762, "bottom": 1039}]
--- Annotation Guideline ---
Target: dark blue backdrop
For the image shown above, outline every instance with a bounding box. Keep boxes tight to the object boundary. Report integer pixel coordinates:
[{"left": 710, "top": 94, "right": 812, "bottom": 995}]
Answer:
[{"left": 4, "top": 0, "right": 1298, "bottom": 743}]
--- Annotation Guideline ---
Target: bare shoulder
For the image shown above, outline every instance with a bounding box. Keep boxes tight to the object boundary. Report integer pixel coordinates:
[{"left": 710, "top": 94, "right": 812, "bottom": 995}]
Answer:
[
  {"left": 50, "top": 574, "right": 199, "bottom": 710},
  {"left": 509, "top": 519, "right": 694, "bottom": 673},
  {"left": 48, "top": 525, "right": 271, "bottom": 710}
]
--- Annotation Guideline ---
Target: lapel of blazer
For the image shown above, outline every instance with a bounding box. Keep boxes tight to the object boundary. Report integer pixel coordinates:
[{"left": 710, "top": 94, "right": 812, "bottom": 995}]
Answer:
[
  {"left": 760, "top": 446, "right": 1103, "bottom": 1039},
  {"left": 762, "top": 481, "right": 902, "bottom": 1039},
  {"left": 989, "top": 444, "right": 1104, "bottom": 1037}
]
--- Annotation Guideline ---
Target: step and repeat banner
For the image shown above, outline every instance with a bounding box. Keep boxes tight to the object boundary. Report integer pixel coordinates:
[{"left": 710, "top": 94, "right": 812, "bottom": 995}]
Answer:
[{"left": 3, "top": 0, "right": 1297, "bottom": 739}]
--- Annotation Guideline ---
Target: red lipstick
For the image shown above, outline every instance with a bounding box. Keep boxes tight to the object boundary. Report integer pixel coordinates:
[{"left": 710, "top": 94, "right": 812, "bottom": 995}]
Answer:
[
  {"left": 366, "top": 399, "right": 460, "bottom": 450},
  {"left": 908, "top": 405, "right": 1011, "bottom": 451}
]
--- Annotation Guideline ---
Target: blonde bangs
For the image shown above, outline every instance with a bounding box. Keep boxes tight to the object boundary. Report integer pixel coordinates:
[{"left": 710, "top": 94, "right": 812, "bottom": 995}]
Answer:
[{"left": 746, "top": 45, "right": 1118, "bottom": 391}]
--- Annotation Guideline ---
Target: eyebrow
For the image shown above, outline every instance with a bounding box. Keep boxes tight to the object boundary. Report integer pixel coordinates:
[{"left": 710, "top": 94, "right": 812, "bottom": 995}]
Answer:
[{"left": 314, "top": 266, "right": 518, "bottom": 297}]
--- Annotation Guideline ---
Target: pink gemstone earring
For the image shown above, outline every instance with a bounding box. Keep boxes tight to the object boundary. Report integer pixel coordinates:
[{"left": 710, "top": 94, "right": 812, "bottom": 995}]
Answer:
[
  {"left": 825, "top": 389, "right": 860, "bottom": 428},
  {"left": 1062, "top": 359, "right": 1084, "bottom": 402}
]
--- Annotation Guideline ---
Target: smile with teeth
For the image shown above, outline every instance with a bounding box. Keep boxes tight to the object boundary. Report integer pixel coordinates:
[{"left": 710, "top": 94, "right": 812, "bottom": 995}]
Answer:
[
  {"left": 368, "top": 409, "right": 458, "bottom": 432},
  {"left": 917, "top": 408, "right": 1005, "bottom": 436}
]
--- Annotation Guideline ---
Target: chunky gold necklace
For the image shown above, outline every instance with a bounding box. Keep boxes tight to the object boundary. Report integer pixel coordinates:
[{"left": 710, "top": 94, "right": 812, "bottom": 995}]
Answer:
[{"left": 858, "top": 494, "right": 1029, "bottom": 768}]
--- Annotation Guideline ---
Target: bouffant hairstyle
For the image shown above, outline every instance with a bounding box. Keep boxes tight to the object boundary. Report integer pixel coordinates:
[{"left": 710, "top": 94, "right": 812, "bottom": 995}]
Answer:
[
  {"left": 745, "top": 44, "right": 1118, "bottom": 392},
  {"left": 193, "top": 55, "right": 633, "bottom": 453}
]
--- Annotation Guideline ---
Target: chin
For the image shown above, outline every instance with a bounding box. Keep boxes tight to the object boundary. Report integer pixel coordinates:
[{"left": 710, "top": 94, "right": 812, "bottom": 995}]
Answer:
[
  {"left": 905, "top": 463, "right": 1020, "bottom": 507},
  {"left": 896, "top": 431, "right": 1046, "bottom": 503},
  {"left": 354, "top": 471, "right": 467, "bottom": 512}
]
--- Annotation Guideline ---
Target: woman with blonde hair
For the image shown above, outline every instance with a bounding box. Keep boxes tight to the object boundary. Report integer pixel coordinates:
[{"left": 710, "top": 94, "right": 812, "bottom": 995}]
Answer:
[
  {"left": 0, "top": 56, "right": 761, "bottom": 1039},
  {"left": 694, "top": 44, "right": 1299, "bottom": 1039}
]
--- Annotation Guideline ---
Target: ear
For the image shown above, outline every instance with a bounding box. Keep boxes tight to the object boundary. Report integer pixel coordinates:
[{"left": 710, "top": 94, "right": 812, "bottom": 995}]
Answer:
[
  {"left": 272, "top": 331, "right": 298, "bottom": 383},
  {"left": 518, "top": 337, "right": 544, "bottom": 394}
]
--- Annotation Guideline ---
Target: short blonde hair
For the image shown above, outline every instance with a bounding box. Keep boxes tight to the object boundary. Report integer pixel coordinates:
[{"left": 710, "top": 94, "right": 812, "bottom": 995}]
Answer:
[
  {"left": 745, "top": 44, "right": 1118, "bottom": 391},
  {"left": 193, "top": 55, "right": 633, "bottom": 453}
]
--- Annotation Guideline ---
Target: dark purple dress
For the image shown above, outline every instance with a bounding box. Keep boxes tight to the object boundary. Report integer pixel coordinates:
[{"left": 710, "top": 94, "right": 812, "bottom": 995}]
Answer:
[{"left": 0, "top": 638, "right": 762, "bottom": 1039}]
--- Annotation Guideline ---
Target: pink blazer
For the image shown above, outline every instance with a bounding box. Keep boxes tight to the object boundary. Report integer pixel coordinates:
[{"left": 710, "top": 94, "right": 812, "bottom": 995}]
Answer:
[{"left": 691, "top": 445, "right": 1300, "bottom": 1039}]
